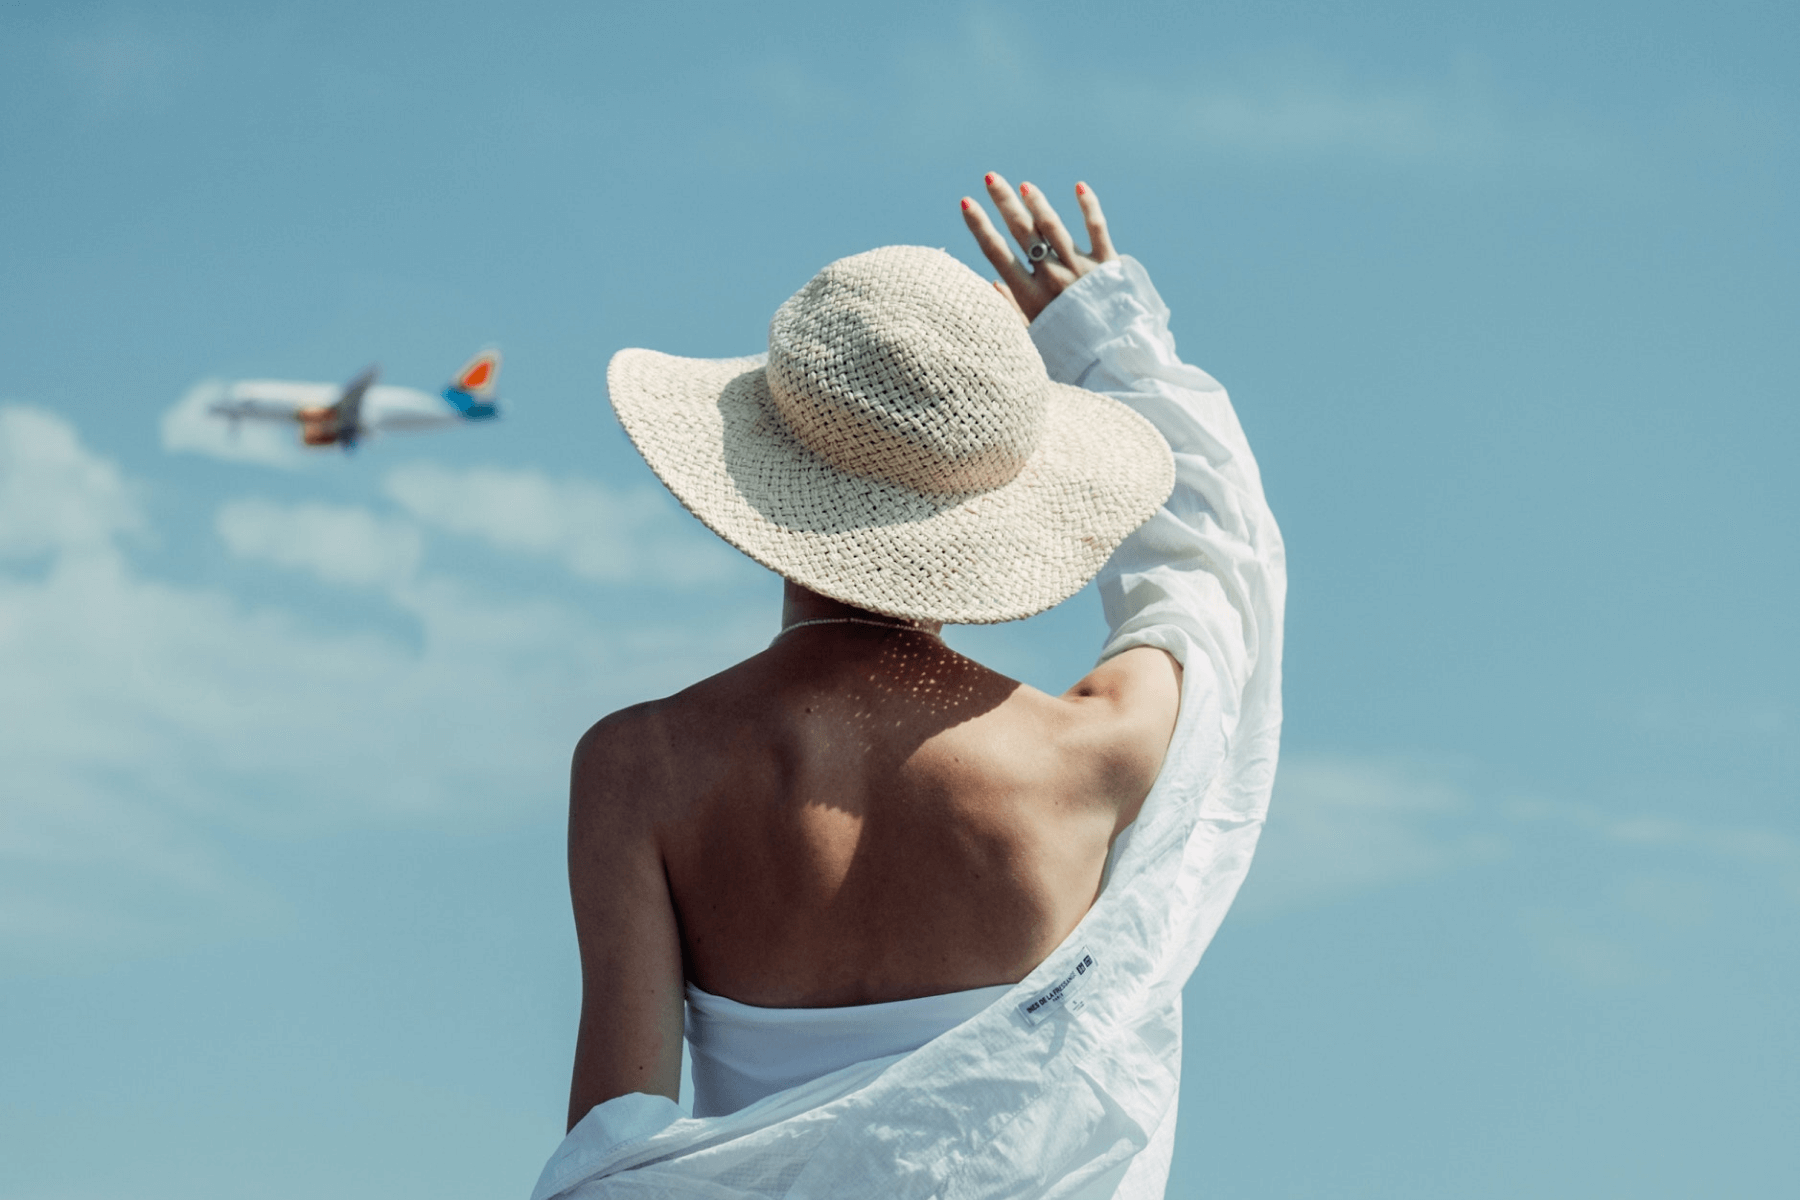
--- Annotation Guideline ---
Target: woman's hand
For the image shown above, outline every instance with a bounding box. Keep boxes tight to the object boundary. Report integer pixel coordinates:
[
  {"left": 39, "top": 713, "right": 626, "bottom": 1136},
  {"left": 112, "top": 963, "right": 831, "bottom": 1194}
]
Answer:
[{"left": 961, "top": 172, "right": 1118, "bottom": 323}]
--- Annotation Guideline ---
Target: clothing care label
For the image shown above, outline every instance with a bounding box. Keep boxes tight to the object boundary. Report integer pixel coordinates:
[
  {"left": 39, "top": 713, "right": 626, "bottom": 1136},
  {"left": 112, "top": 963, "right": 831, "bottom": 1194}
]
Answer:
[{"left": 1017, "top": 949, "right": 1097, "bottom": 1027}]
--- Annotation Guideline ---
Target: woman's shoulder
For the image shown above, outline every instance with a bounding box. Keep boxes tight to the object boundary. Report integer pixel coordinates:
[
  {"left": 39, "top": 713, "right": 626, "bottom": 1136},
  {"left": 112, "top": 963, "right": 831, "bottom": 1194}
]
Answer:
[
  {"left": 575, "top": 650, "right": 773, "bottom": 753},
  {"left": 568, "top": 700, "right": 672, "bottom": 835},
  {"left": 570, "top": 660, "right": 776, "bottom": 820}
]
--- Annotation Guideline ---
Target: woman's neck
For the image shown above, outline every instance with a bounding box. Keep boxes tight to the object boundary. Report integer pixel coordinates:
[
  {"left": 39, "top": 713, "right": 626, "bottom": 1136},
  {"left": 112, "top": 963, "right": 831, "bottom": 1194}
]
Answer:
[{"left": 778, "top": 582, "right": 944, "bottom": 639}]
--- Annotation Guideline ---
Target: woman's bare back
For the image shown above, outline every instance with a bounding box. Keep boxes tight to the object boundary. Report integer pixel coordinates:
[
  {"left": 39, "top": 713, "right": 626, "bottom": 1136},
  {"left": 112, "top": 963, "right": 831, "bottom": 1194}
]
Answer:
[
  {"left": 563, "top": 596, "right": 1180, "bottom": 1124},
  {"left": 645, "top": 625, "right": 1159, "bottom": 1007}
]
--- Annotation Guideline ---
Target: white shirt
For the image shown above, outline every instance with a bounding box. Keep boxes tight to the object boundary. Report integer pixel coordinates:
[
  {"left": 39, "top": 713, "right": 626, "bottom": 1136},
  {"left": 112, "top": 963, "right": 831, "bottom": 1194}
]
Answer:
[{"left": 531, "top": 255, "right": 1287, "bottom": 1200}]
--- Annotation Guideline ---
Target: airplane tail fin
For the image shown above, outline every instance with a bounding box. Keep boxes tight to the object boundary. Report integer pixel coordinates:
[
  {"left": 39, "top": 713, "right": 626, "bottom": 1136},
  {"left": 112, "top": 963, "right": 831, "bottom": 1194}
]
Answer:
[{"left": 442, "top": 349, "right": 502, "bottom": 419}]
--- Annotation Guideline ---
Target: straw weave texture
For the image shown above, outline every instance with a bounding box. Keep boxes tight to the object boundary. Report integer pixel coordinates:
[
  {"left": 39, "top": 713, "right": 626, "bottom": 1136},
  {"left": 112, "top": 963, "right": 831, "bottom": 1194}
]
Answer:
[{"left": 608, "top": 246, "right": 1174, "bottom": 624}]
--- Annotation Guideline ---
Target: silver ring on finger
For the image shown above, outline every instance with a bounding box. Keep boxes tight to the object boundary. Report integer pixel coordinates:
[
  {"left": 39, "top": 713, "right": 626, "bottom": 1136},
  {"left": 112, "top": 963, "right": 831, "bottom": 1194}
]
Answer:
[{"left": 1026, "top": 237, "right": 1056, "bottom": 265}]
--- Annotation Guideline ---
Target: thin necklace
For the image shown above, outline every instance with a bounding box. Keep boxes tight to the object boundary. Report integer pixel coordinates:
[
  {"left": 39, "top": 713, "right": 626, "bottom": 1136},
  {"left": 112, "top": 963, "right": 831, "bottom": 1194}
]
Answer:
[{"left": 772, "top": 616, "right": 939, "bottom": 645}]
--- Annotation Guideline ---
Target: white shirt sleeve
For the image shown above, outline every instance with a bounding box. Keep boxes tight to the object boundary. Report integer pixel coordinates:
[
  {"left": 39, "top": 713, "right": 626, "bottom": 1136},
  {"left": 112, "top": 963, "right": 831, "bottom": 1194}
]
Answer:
[{"left": 1029, "top": 256, "right": 1285, "bottom": 752}]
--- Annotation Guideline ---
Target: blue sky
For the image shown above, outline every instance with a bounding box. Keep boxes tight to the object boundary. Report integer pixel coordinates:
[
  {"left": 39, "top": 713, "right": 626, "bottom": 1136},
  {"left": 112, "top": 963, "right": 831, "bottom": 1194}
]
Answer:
[{"left": 2, "top": 1, "right": 1795, "bottom": 1196}]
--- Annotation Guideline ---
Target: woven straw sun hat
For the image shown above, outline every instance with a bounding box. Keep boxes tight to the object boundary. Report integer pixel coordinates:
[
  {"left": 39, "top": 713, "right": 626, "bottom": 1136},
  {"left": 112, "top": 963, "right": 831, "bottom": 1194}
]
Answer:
[{"left": 607, "top": 245, "right": 1175, "bottom": 624}]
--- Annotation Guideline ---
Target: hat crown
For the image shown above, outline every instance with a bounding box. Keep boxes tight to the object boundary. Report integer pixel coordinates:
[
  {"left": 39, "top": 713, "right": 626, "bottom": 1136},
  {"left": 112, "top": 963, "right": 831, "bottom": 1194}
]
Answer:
[{"left": 766, "top": 246, "right": 1049, "bottom": 496}]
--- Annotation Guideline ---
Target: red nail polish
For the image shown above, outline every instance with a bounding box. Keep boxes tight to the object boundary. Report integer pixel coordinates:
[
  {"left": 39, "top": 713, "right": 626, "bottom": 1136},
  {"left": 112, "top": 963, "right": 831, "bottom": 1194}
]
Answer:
[
  {"left": 984, "top": 173, "right": 995, "bottom": 185},
  {"left": 1075, "top": 182, "right": 1086, "bottom": 195},
  {"left": 1020, "top": 182, "right": 1030, "bottom": 195},
  {"left": 961, "top": 198, "right": 971, "bottom": 210}
]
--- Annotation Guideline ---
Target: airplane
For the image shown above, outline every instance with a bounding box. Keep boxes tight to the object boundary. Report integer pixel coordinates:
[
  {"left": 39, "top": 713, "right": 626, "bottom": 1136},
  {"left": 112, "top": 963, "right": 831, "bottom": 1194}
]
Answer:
[{"left": 208, "top": 349, "right": 502, "bottom": 451}]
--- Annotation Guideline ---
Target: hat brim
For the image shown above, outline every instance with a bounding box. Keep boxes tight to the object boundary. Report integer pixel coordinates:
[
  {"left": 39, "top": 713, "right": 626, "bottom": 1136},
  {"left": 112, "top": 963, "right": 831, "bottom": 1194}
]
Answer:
[{"left": 607, "top": 348, "right": 1175, "bottom": 624}]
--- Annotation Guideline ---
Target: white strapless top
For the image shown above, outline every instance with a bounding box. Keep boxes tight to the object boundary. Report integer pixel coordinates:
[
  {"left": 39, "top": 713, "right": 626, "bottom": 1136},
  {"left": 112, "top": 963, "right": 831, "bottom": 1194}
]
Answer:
[{"left": 684, "top": 981, "right": 1015, "bottom": 1118}]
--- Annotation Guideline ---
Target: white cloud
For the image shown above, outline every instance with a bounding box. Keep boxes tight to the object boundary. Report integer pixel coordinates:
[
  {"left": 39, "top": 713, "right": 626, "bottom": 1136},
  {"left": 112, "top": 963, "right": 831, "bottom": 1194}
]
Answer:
[
  {"left": 1507, "top": 798, "right": 1800, "bottom": 893},
  {"left": 0, "top": 406, "right": 142, "bottom": 555},
  {"left": 384, "top": 462, "right": 741, "bottom": 584},
  {"left": 1095, "top": 61, "right": 1578, "bottom": 170},
  {"left": 0, "top": 406, "right": 766, "bottom": 958},
  {"left": 1628, "top": 691, "right": 1793, "bottom": 740},
  {"left": 162, "top": 380, "right": 306, "bottom": 468},
  {"left": 1235, "top": 755, "right": 1504, "bottom": 916},
  {"left": 869, "top": 15, "right": 1609, "bottom": 174},
  {"left": 1240, "top": 752, "right": 1800, "bottom": 987},
  {"left": 1169, "top": 76, "right": 1490, "bottom": 162},
  {"left": 217, "top": 498, "right": 423, "bottom": 588},
  {"left": 59, "top": 18, "right": 179, "bottom": 110},
  {"left": 1517, "top": 906, "right": 1648, "bottom": 988}
]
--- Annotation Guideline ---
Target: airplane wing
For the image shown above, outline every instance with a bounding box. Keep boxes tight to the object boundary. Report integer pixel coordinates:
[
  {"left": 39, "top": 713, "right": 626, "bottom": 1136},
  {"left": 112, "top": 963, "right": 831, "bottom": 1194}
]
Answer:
[
  {"left": 208, "top": 378, "right": 339, "bottom": 423},
  {"left": 335, "top": 365, "right": 379, "bottom": 448},
  {"left": 208, "top": 397, "right": 308, "bottom": 423}
]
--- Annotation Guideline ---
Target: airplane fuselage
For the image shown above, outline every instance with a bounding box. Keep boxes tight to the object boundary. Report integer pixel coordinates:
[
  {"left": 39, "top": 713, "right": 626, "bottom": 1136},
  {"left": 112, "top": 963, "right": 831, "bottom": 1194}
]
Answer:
[
  {"left": 207, "top": 350, "right": 498, "bottom": 452},
  {"left": 297, "top": 406, "right": 346, "bottom": 446}
]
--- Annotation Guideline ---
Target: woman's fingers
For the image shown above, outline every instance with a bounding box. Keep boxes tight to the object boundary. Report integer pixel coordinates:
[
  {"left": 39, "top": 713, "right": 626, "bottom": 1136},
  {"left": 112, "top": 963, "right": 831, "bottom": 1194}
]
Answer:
[
  {"left": 984, "top": 172, "right": 1041, "bottom": 252},
  {"left": 1075, "top": 182, "right": 1115, "bottom": 262},
  {"left": 961, "top": 197, "right": 1034, "bottom": 293},
  {"left": 962, "top": 172, "right": 1116, "bottom": 321},
  {"left": 1019, "top": 181, "right": 1081, "bottom": 266}
]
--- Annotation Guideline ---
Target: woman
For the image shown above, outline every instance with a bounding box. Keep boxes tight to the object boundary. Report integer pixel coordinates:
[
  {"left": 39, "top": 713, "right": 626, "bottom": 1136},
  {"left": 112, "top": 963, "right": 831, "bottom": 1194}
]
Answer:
[{"left": 538, "top": 173, "right": 1284, "bottom": 1199}]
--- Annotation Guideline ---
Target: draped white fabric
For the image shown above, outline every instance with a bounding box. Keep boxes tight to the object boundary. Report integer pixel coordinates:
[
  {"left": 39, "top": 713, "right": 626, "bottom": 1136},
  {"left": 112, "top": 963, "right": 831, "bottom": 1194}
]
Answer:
[{"left": 531, "top": 257, "right": 1286, "bottom": 1200}]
